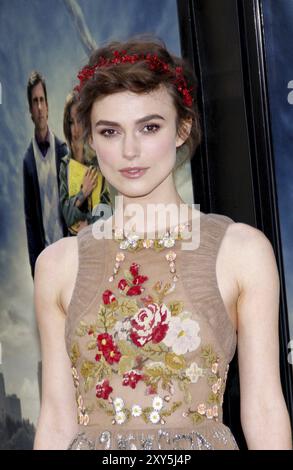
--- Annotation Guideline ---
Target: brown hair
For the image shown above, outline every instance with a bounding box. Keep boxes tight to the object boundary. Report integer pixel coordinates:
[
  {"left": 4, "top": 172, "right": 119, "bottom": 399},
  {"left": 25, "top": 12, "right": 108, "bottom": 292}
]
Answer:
[
  {"left": 27, "top": 71, "right": 48, "bottom": 110},
  {"left": 76, "top": 36, "right": 202, "bottom": 169},
  {"left": 63, "top": 90, "right": 80, "bottom": 155}
]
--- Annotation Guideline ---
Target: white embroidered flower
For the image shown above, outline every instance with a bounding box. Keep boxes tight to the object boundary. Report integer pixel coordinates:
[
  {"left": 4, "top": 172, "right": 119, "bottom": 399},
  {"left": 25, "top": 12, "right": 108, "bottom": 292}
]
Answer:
[
  {"left": 197, "top": 403, "right": 206, "bottom": 415},
  {"left": 152, "top": 396, "right": 163, "bottom": 411},
  {"left": 163, "top": 317, "right": 201, "bottom": 355},
  {"left": 113, "top": 397, "right": 124, "bottom": 411},
  {"left": 211, "top": 362, "right": 219, "bottom": 374},
  {"left": 113, "top": 319, "right": 131, "bottom": 341},
  {"left": 131, "top": 405, "right": 142, "bottom": 417},
  {"left": 212, "top": 405, "right": 219, "bottom": 417},
  {"left": 149, "top": 411, "right": 160, "bottom": 424},
  {"left": 212, "top": 383, "right": 219, "bottom": 394},
  {"left": 185, "top": 362, "right": 204, "bottom": 383},
  {"left": 206, "top": 408, "right": 213, "bottom": 419},
  {"left": 115, "top": 411, "right": 127, "bottom": 424}
]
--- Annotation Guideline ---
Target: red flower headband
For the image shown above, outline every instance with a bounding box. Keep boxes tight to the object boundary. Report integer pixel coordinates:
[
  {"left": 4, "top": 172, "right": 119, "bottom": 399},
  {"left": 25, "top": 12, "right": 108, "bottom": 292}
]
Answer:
[{"left": 75, "top": 50, "right": 194, "bottom": 108}]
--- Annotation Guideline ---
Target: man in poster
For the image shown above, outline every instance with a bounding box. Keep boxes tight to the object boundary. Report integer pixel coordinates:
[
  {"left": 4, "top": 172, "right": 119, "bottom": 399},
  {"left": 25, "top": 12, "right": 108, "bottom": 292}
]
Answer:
[{"left": 23, "top": 71, "right": 68, "bottom": 279}]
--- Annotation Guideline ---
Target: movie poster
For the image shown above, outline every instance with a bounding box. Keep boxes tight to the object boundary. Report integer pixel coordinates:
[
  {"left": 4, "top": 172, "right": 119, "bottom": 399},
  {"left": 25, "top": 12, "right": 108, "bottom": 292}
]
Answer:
[
  {"left": 261, "top": 0, "right": 293, "bottom": 359},
  {"left": 0, "top": 0, "right": 193, "bottom": 449}
]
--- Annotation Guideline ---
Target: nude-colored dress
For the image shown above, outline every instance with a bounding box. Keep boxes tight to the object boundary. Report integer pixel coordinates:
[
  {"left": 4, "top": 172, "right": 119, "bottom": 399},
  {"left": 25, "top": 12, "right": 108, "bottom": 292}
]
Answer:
[{"left": 65, "top": 211, "right": 239, "bottom": 450}]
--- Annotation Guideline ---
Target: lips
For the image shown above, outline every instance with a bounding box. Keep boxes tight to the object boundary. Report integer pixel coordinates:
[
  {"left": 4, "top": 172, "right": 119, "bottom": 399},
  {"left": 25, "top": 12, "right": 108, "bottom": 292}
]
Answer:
[{"left": 119, "top": 167, "right": 149, "bottom": 179}]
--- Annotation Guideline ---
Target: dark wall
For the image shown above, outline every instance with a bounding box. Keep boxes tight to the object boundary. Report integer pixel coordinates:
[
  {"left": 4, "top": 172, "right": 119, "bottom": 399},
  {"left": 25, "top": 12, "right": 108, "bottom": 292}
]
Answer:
[{"left": 177, "top": 0, "right": 293, "bottom": 449}]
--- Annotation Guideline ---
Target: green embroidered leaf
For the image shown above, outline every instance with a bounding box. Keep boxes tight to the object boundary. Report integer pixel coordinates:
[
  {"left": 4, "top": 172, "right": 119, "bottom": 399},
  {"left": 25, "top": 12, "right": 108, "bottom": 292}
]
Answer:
[
  {"left": 208, "top": 393, "right": 220, "bottom": 405},
  {"left": 161, "top": 401, "right": 182, "bottom": 417},
  {"left": 70, "top": 343, "right": 80, "bottom": 366},
  {"left": 80, "top": 360, "right": 96, "bottom": 379},
  {"left": 167, "top": 301, "right": 184, "bottom": 316},
  {"left": 118, "top": 298, "right": 139, "bottom": 317},
  {"left": 97, "top": 399, "right": 115, "bottom": 416},
  {"left": 123, "top": 270, "right": 133, "bottom": 282},
  {"left": 118, "top": 356, "right": 135, "bottom": 375},
  {"left": 141, "top": 343, "right": 169, "bottom": 360},
  {"left": 84, "top": 376, "right": 95, "bottom": 393},
  {"left": 117, "top": 340, "right": 137, "bottom": 356},
  {"left": 96, "top": 304, "right": 117, "bottom": 330},
  {"left": 87, "top": 340, "right": 97, "bottom": 351},
  {"left": 189, "top": 411, "right": 204, "bottom": 424},
  {"left": 75, "top": 321, "right": 89, "bottom": 337},
  {"left": 142, "top": 407, "right": 153, "bottom": 424},
  {"left": 200, "top": 346, "right": 217, "bottom": 367}
]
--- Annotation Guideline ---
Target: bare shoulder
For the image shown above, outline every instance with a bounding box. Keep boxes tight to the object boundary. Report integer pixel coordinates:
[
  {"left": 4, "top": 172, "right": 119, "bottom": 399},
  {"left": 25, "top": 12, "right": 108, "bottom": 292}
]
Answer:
[
  {"left": 34, "top": 237, "right": 78, "bottom": 307},
  {"left": 35, "top": 237, "right": 78, "bottom": 278},
  {"left": 225, "top": 222, "right": 279, "bottom": 291}
]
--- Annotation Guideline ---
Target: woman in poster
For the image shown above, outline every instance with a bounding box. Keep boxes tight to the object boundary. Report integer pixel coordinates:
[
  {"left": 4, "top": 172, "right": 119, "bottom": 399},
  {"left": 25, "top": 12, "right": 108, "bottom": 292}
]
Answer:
[{"left": 59, "top": 91, "right": 112, "bottom": 235}]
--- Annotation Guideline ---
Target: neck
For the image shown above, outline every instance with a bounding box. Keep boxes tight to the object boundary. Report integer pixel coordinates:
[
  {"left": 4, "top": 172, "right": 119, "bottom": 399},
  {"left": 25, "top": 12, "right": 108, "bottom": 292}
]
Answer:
[
  {"left": 72, "top": 143, "right": 84, "bottom": 163},
  {"left": 35, "top": 126, "right": 48, "bottom": 143},
  {"left": 112, "top": 173, "right": 193, "bottom": 236}
]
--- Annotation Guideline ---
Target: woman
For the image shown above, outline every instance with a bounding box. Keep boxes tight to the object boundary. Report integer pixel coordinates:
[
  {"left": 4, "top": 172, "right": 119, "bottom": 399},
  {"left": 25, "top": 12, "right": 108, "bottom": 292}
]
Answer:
[
  {"left": 33, "top": 37, "right": 292, "bottom": 450},
  {"left": 59, "top": 91, "right": 112, "bottom": 235}
]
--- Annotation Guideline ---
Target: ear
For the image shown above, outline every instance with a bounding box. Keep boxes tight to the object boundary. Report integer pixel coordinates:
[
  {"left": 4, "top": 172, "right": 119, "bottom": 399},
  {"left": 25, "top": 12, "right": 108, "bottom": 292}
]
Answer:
[
  {"left": 88, "top": 134, "right": 95, "bottom": 152},
  {"left": 176, "top": 117, "right": 192, "bottom": 148}
]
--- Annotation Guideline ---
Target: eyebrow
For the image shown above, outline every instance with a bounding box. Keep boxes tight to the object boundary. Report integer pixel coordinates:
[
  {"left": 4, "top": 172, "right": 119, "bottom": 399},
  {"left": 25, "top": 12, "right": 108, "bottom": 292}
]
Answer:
[{"left": 95, "top": 114, "right": 165, "bottom": 128}]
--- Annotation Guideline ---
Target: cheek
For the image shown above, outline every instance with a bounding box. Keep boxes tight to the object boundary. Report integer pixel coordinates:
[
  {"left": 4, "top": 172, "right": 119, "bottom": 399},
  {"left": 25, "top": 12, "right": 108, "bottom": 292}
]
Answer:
[{"left": 143, "top": 131, "right": 177, "bottom": 163}]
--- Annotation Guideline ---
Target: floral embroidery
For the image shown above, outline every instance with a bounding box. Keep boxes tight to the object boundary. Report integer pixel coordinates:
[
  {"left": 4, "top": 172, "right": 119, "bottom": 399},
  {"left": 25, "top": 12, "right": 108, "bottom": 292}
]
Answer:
[
  {"left": 130, "top": 303, "right": 171, "bottom": 347},
  {"left": 96, "top": 394, "right": 182, "bottom": 425},
  {"left": 70, "top": 343, "right": 91, "bottom": 426},
  {"left": 70, "top": 260, "right": 228, "bottom": 427},
  {"left": 163, "top": 316, "right": 201, "bottom": 355},
  {"left": 184, "top": 346, "right": 227, "bottom": 424}
]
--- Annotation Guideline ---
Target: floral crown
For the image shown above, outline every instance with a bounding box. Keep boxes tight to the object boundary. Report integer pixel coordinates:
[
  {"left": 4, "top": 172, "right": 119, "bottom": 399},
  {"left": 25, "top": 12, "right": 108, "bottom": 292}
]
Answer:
[{"left": 75, "top": 50, "right": 194, "bottom": 108}]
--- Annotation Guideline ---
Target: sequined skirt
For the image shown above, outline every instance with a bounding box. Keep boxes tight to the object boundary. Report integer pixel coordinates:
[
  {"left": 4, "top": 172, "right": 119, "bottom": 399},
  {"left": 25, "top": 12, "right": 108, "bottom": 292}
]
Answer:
[{"left": 68, "top": 422, "right": 239, "bottom": 450}]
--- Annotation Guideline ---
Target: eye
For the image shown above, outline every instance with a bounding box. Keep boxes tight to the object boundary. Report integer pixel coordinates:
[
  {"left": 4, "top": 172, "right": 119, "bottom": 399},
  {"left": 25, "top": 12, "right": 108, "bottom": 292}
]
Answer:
[
  {"left": 142, "top": 124, "right": 160, "bottom": 134},
  {"left": 100, "top": 128, "right": 117, "bottom": 138}
]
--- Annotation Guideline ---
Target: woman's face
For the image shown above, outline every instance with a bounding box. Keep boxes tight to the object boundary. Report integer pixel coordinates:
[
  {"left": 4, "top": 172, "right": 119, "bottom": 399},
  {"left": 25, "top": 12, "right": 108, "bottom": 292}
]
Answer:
[
  {"left": 89, "top": 85, "right": 188, "bottom": 198},
  {"left": 70, "top": 103, "right": 83, "bottom": 144}
]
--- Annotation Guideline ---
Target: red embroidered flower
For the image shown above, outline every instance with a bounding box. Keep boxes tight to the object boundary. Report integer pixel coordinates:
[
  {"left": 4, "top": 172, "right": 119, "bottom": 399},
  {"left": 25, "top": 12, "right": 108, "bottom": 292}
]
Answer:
[
  {"left": 102, "top": 289, "right": 116, "bottom": 305},
  {"left": 117, "top": 262, "right": 148, "bottom": 297},
  {"left": 97, "top": 333, "right": 121, "bottom": 364},
  {"left": 95, "top": 353, "right": 101, "bottom": 362},
  {"left": 103, "top": 345, "right": 122, "bottom": 365},
  {"left": 127, "top": 285, "right": 144, "bottom": 296},
  {"left": 118, "top": 279, "right": 128, "bottom": 291},
  {"left": 122, "top": 371, "right": 144, "bottom": 389},
  {"left": 129, "top": 262, "right": 140, "bottom": 277},
  {"left": 96, "top": 380, "right": 113, "bottom": 400},
  {"left": 97, "top": 333, "right": 114, "bottom": 351},
  {"left": 130, "top": 303, "right": 171, "bottom": 347},
  {"left": 132, "top": 275, "right": 148, "bottom": 285}
]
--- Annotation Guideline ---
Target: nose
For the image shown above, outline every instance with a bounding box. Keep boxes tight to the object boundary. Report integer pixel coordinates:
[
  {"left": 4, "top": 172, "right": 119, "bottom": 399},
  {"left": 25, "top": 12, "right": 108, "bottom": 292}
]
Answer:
[{"left": 123, "top": 132, "right": 140, "bottom": 160}]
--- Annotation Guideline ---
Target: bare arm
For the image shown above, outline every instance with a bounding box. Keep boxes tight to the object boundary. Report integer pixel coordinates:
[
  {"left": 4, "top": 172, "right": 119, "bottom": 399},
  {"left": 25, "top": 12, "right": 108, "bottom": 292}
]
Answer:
[
  {"left": 232, "top": 223, "right": 292, "bottom": 449},
  {"left": 33, "top": 238, "right": 79, "bottom": 450}
]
